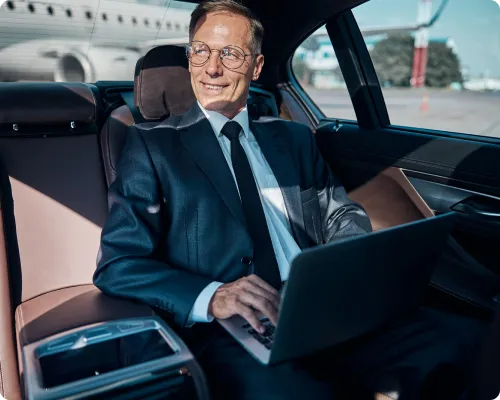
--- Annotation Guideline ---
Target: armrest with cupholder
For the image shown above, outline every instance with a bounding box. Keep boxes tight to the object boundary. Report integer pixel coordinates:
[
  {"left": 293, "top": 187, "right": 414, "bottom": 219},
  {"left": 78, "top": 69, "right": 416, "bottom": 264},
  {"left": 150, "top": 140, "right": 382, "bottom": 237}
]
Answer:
[{"left": 15, "top": 285, "right": 209, "bottom": 400}]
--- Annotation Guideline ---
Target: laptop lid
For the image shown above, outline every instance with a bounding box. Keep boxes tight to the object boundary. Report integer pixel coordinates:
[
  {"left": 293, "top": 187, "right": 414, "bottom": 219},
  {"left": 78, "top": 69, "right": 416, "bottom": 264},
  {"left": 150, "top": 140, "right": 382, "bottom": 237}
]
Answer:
[{"left": 268, "top": 213, "right": 455, "bottom": 364}]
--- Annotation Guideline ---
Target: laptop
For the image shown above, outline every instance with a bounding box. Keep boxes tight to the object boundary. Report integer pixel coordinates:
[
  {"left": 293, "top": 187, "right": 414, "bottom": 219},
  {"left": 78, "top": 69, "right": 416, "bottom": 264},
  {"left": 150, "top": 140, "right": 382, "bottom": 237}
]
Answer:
[{"left": 217, "top": 212, "right": 455, "bottom": 365}]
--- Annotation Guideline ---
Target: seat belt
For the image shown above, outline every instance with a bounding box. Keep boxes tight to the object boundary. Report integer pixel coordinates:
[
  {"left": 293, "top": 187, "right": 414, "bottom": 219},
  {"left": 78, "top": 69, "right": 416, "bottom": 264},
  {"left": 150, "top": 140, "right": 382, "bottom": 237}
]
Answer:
[{"left": 120, "top": 91, "right": 143, "bottom": 123}]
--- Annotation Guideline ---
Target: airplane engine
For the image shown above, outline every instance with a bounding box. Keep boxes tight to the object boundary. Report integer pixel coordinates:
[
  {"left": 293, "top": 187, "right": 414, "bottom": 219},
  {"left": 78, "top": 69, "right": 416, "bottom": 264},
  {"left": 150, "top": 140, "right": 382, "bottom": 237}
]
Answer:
[{"left": 54, "top": 46, "right": 140, "bottom": 83}]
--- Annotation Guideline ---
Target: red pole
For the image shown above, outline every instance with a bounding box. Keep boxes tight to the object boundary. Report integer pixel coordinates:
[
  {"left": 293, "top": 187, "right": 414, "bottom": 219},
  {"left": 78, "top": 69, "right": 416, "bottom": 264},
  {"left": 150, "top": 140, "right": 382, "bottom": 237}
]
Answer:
[{"left": 411, "top": 0, "right": 432, "bottom": 88}]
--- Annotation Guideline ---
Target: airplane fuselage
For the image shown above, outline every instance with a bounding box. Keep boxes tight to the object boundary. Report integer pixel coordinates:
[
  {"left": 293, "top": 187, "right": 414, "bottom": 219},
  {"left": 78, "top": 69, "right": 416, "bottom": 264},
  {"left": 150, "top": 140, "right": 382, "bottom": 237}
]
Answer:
[{"left": 0, "top": 0, "right": 191, "bottom": 81}]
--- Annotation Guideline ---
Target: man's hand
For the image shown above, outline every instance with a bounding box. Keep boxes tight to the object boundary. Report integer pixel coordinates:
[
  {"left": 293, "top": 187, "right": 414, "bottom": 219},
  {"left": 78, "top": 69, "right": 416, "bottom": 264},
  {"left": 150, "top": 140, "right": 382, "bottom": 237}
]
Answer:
[{"left": 208, "top": 275, "right": 281, "bottom": 333}]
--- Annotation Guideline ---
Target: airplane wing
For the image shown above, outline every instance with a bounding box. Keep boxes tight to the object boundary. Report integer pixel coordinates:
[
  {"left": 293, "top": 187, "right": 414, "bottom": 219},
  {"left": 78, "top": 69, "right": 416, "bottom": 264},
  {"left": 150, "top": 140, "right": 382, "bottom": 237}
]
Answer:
[
  {"left": 360, "top": 0, "right": 450, "bottom": 37},
  {"left": 361, "top": 24, "right": 426, "bottom": 37}
]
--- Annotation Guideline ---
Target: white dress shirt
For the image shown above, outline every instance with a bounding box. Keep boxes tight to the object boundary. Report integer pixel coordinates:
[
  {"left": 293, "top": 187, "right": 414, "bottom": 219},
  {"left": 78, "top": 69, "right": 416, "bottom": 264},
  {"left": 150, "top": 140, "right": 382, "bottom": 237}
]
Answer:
[{"left": 187, "top": 102, "right": 302, "bottom": 324}]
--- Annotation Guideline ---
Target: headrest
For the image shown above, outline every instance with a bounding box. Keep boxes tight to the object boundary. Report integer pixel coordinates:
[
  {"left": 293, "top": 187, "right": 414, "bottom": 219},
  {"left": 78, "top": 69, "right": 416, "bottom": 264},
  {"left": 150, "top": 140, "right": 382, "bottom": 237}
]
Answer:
[
  {"left": 134, "top": 45, "right": 196, "bottom": 121},
  {"left": 0, "top": 82, "right": 96, "bottom": 125}
]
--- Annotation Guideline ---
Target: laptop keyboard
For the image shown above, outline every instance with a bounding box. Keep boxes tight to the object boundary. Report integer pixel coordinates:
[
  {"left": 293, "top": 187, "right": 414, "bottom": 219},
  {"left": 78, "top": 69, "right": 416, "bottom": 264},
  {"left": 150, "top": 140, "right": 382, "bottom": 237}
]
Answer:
[{"left": 242, "top": 318, "right": 275, "bottom": 350}]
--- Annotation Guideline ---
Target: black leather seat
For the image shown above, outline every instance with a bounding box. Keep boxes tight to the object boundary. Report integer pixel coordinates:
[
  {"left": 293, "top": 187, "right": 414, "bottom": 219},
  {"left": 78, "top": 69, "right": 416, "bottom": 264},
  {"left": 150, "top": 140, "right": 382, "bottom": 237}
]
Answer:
[{"left": 100, "top": 44, "right": 196, "bottom": 186}]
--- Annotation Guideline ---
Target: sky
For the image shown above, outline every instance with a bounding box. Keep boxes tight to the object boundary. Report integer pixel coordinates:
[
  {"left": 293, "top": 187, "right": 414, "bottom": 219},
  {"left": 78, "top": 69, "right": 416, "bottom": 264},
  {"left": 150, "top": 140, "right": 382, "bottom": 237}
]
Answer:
[
  {"left": 353, "top": 0, "right": 500, "bottom": 77},
  {"left": 135, "top": 0, "right": 500, "bottom": 77}
]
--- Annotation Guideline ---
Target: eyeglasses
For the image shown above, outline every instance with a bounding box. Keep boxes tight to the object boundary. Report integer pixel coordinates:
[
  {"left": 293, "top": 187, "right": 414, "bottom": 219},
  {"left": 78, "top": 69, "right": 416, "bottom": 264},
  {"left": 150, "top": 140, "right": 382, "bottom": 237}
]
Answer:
[{"left": 186, "top": 41, "right": 257, "bottom": 70}]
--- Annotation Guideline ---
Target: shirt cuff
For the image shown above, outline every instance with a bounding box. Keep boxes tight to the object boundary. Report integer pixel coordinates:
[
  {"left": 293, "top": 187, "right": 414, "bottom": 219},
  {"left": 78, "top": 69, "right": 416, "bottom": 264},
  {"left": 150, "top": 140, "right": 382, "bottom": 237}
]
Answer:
[{"left": 186, "top": 281, "right": 224, "bottom": 326}]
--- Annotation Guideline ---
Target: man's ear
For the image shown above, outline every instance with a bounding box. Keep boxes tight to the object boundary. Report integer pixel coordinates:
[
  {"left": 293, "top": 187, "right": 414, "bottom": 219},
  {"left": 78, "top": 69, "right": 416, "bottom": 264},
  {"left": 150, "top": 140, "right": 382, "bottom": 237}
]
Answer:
[{"left": 252, "top": 54, "right": 264, "bottom": 81}]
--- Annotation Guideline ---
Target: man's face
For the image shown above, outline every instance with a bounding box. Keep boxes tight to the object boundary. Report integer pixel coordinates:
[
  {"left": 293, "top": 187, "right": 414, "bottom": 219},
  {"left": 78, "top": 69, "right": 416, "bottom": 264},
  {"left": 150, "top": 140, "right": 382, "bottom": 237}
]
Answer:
[{"left": 189, "top": 12, "right": 264, "bottom": 119}]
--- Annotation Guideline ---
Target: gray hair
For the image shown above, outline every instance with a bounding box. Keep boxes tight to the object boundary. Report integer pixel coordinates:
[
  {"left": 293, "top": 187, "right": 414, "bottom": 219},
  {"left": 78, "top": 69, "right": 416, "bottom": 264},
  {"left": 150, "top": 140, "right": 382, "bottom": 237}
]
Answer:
[{"left": 189, "top": 0, "right": 264, "bottom": 54}]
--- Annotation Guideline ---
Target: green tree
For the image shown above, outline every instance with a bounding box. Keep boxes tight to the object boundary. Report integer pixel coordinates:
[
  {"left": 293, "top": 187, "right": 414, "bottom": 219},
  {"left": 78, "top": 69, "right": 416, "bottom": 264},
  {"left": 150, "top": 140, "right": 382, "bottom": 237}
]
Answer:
[
  {"left": 425, "top": 42, "right": 463, "bottom": 87},
  {"left": 370, "top": 34, "right": 463, "bottom": 88},
  {"left": 371, "top": 34, "right": 414, "bottom": 87}
]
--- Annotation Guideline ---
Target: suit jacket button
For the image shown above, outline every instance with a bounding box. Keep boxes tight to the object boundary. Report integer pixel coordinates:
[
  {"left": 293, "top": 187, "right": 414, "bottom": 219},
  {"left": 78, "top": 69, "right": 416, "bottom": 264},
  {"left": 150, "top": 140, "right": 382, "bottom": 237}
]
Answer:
[{"left": 241, "top": 256, "right": 253, "bottom": 265}]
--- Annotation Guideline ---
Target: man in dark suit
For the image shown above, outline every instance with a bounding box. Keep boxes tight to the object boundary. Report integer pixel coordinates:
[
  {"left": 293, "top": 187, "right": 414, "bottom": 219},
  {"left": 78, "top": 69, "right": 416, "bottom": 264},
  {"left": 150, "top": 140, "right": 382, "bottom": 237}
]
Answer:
[{"left": 94, "top": 1, "right": 482, "bottom": 398}]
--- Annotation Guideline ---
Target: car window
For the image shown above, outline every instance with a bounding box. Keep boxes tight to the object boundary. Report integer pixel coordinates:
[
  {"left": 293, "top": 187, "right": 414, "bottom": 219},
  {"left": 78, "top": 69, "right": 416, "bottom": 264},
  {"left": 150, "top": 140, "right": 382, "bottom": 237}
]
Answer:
[
  {"left": 293, "top": 0, "right": 500, "bottom": 139},
  {"left": 0, "top": 0, "right": 195, "bottom": 83},
  {"left": 291, "top": 27, "right": 355, "bottom": 121}
]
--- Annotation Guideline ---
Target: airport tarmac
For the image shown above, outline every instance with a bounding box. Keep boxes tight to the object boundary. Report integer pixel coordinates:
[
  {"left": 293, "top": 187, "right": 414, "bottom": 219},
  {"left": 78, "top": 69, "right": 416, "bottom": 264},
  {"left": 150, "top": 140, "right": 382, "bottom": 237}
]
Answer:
[{"left": 306, "top": 87, "right": 500, "bottom": 139}]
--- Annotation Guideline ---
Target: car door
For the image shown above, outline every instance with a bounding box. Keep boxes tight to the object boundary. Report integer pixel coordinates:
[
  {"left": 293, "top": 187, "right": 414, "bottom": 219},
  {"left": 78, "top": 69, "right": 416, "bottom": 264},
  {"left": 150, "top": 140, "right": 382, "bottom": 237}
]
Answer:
[{"left": 279, "top": 2, "right": 500, "bottom": 316}]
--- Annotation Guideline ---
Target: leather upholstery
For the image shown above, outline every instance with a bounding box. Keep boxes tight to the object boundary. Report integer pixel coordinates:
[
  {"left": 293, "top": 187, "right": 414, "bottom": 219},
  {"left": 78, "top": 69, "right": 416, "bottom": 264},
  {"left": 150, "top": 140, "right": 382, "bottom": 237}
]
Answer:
[
  {"left": 4, "top": 140, "right": 108, "bottom": 303},
  {"left": 135, "top": 45, "right": 196, "bottom": 120},
  {"left": 0, "top": 156, "right": 22, "bottom": 400},
  {"left": 101, "top": 44, "right": 196, "bottom": 186},
  {"left": 15, "top": 285, "right": 154, "bottom": 347},
  {"left": 0, "top": 83, "right": 109, "bottom": 396},
  {"left": 101, "top": 106, "right": 135, "bottom": 186},
  {"left": 0, "top": 211, "right": 21, "bottom": 400},
  {"left": 0, "top": 82, "right": 96, "bottom": 125},
  {"left": 348, "top": 167, "right": 434, "bottom": 231}
]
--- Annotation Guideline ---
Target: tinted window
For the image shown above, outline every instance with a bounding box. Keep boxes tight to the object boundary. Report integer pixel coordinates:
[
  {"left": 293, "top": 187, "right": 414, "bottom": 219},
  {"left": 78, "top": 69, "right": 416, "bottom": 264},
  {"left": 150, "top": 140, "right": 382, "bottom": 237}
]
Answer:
[
  {"left": 353, "top": 0, "right": 500, "bottom": 138},
  {"left": 292, "top": 1, "right": 500, "bottom": 138},
  {"left": 291, "top": 26, "right": 355, "bottom": 121}
]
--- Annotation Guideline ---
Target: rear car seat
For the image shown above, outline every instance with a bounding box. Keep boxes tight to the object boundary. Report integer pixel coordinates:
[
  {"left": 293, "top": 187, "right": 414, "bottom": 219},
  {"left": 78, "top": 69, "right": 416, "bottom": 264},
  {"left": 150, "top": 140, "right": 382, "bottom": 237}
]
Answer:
[
  {"left": 101, "top": 44, "right": 196, "bottom": 186},
  {"left": 0, "top": 156, "right": 22, "bottom": 400},
  {"left": 0, "top": 82, "right": 158, "bottom": 399}
]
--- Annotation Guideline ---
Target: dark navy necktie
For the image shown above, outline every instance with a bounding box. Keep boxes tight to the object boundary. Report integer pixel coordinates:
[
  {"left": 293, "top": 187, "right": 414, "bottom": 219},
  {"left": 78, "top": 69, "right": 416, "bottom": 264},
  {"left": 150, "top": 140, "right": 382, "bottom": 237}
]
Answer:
[{"left": 221, "top": 120, "right": 282, "bottom": 290}]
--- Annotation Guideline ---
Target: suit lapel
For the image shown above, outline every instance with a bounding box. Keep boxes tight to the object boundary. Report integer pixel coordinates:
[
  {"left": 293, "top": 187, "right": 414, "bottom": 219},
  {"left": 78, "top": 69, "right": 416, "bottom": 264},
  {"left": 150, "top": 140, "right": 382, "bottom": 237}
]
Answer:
[
  {"left": 179, "top": 103, "right": 246, "bottom": 229},
  {"left": 250, "top": 120, "right": 309, "bottom": 249}
]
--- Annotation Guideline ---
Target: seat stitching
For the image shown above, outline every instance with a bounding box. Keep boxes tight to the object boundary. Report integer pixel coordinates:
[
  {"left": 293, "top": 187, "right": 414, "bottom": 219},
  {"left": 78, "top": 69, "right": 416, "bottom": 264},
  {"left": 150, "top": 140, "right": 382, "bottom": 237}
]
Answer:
[
  {"left": 0, "top": 357, "right": 5, "bottom": 396},
  {"left": 14, "top": 308, "right": 19, "bottom": 341},
  {"left": 19, "top": 306, "right": 27, "bottom": 345},
  {"left": 430, "top": 281, "right": 483, "bottom": 306},
  {"left": 105, "top": 119, "right": 116, "bottom": 176},
  {"left": 85, "top": 83, "right": 98, "bottom": 123},
  {"left": 15, "top": 308, "right": 21, "bottom": 346}
]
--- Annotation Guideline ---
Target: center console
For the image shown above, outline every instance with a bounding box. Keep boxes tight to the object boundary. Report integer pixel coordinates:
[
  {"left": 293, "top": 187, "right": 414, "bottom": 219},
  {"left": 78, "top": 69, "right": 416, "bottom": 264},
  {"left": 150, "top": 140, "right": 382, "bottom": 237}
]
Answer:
[{"left": 17, "top": 287, "right": 209, "bottom": 400}]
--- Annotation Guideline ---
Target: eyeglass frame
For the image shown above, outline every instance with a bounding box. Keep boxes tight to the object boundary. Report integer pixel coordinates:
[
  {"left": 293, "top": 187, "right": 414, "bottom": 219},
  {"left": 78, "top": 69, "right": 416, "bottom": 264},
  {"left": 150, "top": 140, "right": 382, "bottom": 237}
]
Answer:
[{"left": 186, "top": 40, "right": 260, "bottom": 70}]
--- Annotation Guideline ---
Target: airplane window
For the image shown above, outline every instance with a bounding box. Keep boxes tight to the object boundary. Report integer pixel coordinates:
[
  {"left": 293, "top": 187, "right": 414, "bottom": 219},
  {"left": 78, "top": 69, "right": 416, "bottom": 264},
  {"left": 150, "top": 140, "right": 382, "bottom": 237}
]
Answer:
[
  {"left": 132, "top": 17, "right": 137, "bottom": 25},
  {"left": 175, "top": 23, "right": 180, "bottom": 31},
  {"left": 85, "top": 11, "right": 92, "bottom": 20},
  {"left": 156, "top": 21, "right": 161, "bottom": 29},
  {"left": 166, "top": 22, "right": 172, "bottom": 30},
  {"left": 28, "top": 3, "right": 35, "bottom": 13},
  {"left": 47, "top": 6, "right": 54, "bottom": 16},
  {"left": 6, "top": 1, "right": 14, "bottom": 10},
  {"left": 102, "top": 13, "right": 108, "bottom": 21},
  {"left": 144, "top": 18, "right": 149, "bottom": 27},
  {"left": 118, "top": 15, "right": 123, "bottom": 23},
  {"left": 66, "top": 9, "right": 72, "bottom": 17}
]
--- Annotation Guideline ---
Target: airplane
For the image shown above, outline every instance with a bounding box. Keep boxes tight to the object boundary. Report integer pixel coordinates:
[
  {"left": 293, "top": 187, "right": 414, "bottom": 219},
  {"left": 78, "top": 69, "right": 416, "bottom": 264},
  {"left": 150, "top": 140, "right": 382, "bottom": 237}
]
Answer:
[
  {"left": 0, "top": 0, "right": 192, "bottom": 82},
  {"left": 0, "top": 0, "right": 448, "bottom": 83}
]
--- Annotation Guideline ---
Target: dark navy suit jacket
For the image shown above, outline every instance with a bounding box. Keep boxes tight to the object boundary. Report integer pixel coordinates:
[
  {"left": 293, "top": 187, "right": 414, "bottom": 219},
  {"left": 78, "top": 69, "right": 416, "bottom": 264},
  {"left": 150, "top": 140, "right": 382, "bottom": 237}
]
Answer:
[{"left": 93, "top": 103, "right": 372, "bottom": 328}]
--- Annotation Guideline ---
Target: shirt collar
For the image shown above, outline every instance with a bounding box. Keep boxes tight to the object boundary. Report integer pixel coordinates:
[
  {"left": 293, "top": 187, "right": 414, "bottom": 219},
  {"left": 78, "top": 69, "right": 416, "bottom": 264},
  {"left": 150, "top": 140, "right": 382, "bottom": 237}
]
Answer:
[{"left": 197, "top": 101, "right": 250, "bottom": 140}]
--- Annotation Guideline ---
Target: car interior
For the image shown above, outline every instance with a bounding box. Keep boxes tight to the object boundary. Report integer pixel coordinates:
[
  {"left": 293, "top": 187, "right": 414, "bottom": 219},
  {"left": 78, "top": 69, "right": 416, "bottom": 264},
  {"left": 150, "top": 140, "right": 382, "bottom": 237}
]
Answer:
[{"left": 0, "top": 0, "right": 499, "bottom": 399}]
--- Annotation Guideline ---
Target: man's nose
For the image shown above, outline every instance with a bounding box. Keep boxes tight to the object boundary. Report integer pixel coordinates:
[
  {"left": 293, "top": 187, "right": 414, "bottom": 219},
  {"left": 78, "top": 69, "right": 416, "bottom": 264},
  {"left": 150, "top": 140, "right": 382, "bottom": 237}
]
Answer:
[{"left": 205, "top": 51, "right": 223, "bottom": 76}]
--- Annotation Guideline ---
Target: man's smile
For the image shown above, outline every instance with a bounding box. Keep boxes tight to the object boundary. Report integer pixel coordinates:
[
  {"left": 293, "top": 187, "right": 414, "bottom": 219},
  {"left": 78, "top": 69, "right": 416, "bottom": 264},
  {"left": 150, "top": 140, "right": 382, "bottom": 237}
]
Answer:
[{"left": 201, "top": 82, "right": 229, "bottom": 93}]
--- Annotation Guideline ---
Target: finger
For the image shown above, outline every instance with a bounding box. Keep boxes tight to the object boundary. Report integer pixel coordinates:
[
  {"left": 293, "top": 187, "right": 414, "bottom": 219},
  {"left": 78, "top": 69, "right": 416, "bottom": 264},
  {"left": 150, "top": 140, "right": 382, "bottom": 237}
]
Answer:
[
  {"left": 242, "top": 280, "right": 280, "bottom": 311},
  {"left": 234, "top": 302, "right": 263, "bottom": 333},
  {"left": 237, "top": 291, "right": 279, "bottom": 327},
  {"left": 246, "top": 275, "right": 281, "bottom": 301}
]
